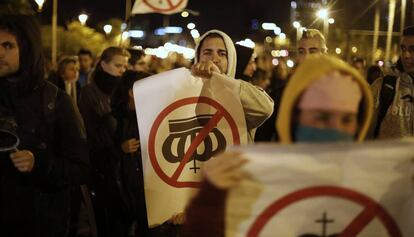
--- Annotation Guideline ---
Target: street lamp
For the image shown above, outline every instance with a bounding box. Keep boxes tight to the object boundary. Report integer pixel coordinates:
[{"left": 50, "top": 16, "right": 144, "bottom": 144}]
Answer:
[
  {"left": 103, "top": 24, "right": 112, "bottom": 35},
  {"left": 78, "top": 13, "right": 88, "bottom": 25},
  {"left": 35, "top": 0, "right": 45, "bottom": 11},
  {"left": 293, "top": 21, "right": 301, "bottom": 45},
  {"left": 316, "top": 8, "right": 329, "bottom": 39}
]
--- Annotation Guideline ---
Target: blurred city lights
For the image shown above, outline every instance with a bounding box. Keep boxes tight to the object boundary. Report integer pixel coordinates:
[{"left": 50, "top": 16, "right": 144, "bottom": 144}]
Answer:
[
  {"left": 265, "top": 36, "right": 273, "bottom": 43},
  {"left": 335, "top": 48, "right": 342, "bottom": 54},
  {"left": 164, "top": 27, "right": 183, "bottom": 34},
  {"left": 103, "top": 24, "right": 112, "bottom": 35},
  {"left": 187, "top": 23, "right": 196, "bottom": 30},
  {"left": 274, "top": 27, "right": 282, "bottom": 35},
  {"left": 316, "top": 9, "right": 329, "bottom": 19},
  {"left": 181, "top": 11, "right": 189, "bottom": 18},
  {"left": 35, "top": 0, "right": 45, "bottom": 11},
  {"left": 129, "top": 30, "right": 145, "bottom": 38},
  {"left": 121, "top": 31, "right": 129, "bottom": 40},
  {"left": 78, "top": 13, "right": 88, "bottom": 25},
  {"left": 291, "top": 1, "right": 297, "bottom": 9},
  {"left": 328, "top": 18, "right": 335, "bottom": 24},
  {"left": 378, "top": 61, "right": 384, "bottom": 67},
  {"left": 352, "top": 46, "right": 358, "bottom": 53},
  {"left": 236, "top": 39, "right": 255, "bottom": 49},
  {"left": 293, "top": 21, "right": 301, "bottom": 28},
  {"left": 287, "top": 59, "right": 295, "bottom": 68},
  {"left": 272, "top": 58, "right": 280, "bottom": 66},
  {"left": 262, "top": 23, "right": 277, "bottom": 30},
  {"left": 279, "top": 33, "right": 287, "bottom": 40},
  {"left": 121, "top": 23, "right": 127, "bottom": 31},
  {"left": 190, "top": 29, "right": 200, "bottom": 39}
]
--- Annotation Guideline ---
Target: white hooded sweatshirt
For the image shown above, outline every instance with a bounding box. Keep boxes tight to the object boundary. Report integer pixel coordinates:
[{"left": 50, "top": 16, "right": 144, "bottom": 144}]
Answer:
[{"left": 194, "top": 30, "right": 274, "bottom": 142}]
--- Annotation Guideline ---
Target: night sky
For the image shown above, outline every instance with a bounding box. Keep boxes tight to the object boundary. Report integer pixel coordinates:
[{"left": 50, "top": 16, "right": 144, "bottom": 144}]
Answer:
[
  {"left": 38, "top": 0, "right": 295, "bottom": 40},
  {"left": 36, "top": 0, "right": 413, "bottom": 41}
]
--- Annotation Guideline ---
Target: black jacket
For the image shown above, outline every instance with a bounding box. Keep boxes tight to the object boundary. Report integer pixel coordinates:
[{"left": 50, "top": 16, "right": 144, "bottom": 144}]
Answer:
[
  {"left": 0, "top": 80, "right": 90, "bottom": 237},
  {"left": 113, "top": 107, "right": 148, "bottom": 235}
]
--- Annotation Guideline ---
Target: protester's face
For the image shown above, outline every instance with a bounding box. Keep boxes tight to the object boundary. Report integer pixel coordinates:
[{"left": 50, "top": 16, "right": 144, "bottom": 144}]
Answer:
[
  {"left": 297, "top": 38, "right": 324, "bottom": 64},
  {"left": 298, "top": 109, "right": 358, "bottom": 136},
  {"left": 0, "top": 31, "right": 19, "bottom": 78},
  {"left": 400, "top": 35, "right": 414, "bottom": 75},
  {"left": 62, "top": 62, "right": 79, "bottom": 81},
  {"left": 79, "top": 54, "right": 93, "bottom": 72},
  {"left": 132, "top": 56, "right": 149, "bottom": 73},
  {"left": 199, "top": 36, "right": 228, "bottom": 74},
  {"left": 101, "top": 55, "right": 128, "bottom": 77},
  {"left": 243, "top": 57, "right": 257, "bottom": 77}
]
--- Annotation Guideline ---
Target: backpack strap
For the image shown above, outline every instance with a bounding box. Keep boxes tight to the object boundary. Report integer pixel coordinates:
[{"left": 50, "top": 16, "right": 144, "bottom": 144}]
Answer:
[{"left": 374, "top": 75, "right": 397, "bottom": 138}]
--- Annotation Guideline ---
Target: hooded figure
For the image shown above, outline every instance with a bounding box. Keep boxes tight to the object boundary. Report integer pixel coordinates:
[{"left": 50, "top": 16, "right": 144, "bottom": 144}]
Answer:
[
  {"left": 192, "top": 29, "right": 274, "bottom": 142},
  {"left": 277, "top": 55, "right": 373, "bottom": 144},
  {"left": 182, "top": 55, "right": 374, "bottom": 237},
  {"left": 234, "top": 44, "right": 255, "bottom": 81}
]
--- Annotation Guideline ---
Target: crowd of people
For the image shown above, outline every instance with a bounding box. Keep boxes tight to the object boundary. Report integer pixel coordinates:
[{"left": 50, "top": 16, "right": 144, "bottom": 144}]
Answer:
[{"left": 1, "top": 12, "right": 414, "bottom": 237}]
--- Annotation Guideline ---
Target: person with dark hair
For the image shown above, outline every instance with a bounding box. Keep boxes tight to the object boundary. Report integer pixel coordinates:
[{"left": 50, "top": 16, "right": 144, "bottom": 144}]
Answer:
[
  {"left": 192, "top": 30, "right": 274, "bottom": 143},
  {"left": 250, "top": 68, "right": 271, "bottom": 90},
  {"left": 78, "top": 48, "right": 94, "bottom": 87},
  {"left": 48, "top": 56, "right": 81, "bottom": 104},
  {"left": 0, "top": 14, "right": 89, "bottom": 236},
  {"left": 366, "top": 65, "right": 383, "bottom": 85},
  {"left": 234, "top": 44, "right": 256, "bottom": 81},
  {"left": 127, "top": 48, "right": 149, "bottom": 73},
  {"left": 370, "top": 25, "right": 414, "bottom": 139},
  {"left": 78, "top": 46, "right": 129, "bottom": 237},
  {"left": 111, "top": 70, "right": 151, "bottom": 237},
  {"left": 351, "top": 57, "right": 367, "bottom": 77}
]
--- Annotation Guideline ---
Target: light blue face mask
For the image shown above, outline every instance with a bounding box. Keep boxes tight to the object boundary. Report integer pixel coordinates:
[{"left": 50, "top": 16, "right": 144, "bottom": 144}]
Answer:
[{"left": 294, "top": 125, "right": 354, "bottom": 143}]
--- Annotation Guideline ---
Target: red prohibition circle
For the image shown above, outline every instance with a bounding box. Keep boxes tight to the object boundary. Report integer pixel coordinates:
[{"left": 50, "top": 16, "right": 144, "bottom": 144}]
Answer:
[
  {"left": 247, "top": 186, "right": 402, "bottom": 237},
  {"left": 143, "top": 0, "right": 185, "bottom": 12},
  {"left": 148, "top": 96, "right": 241, "bottom": 188}
]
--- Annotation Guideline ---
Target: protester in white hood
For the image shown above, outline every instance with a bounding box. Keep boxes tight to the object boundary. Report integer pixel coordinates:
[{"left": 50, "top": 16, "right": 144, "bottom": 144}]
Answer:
[{"left": 192, "top": 29, "right": 274, "bottom": 142}]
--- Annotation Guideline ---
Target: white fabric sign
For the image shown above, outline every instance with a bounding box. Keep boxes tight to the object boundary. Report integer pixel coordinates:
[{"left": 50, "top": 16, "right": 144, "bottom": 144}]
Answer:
[
  {"left": 132, "top": 0, "right": 188, "bottom": 15},
  {"left": 226, "top": 140, "right": 414, "bottom": 237},
  {"left": 133, "top": 68, "right": 248, "bottom": 226}
]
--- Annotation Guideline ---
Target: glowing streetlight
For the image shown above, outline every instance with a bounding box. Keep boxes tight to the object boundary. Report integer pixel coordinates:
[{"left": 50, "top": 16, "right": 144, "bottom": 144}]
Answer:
[
  {"left": 35, "top": 0, "right": 45, "bottom": 11},
  {"left": 293, "top": 21, "right": 301, "bottom": 29},
  {"left": 316, "top": 9, "right": 329, "bottom": 19},
  {"left": 316, "top": 8, "right": 329, "bottom": 40},
  {"left": 328, "top": 18, "right": 335, "bottom": 24},
  {"left": 78, "top": 13, "right": 88, "bottom": 25},
  {"left": 181, "top": 11, "right": 189, "bottom": 18},
  {"left": 279, "top": 33, "right": 286, "bottom": 40},
  {"left": 335, "top": 48, "right": 342, "bottom": 54},
  {"left": 187, "top": 23, "right": 196, "bottom": 30},
  {"left": 352, "top": 46, "right": 358, "bottom": 53},
  {"left": 103, "top": 24, "right": 112, "bottom": 35}
]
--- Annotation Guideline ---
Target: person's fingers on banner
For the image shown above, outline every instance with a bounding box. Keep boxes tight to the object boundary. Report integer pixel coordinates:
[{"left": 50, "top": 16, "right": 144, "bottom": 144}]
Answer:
[
  {"left": 10, "top": 150, "right": 35, "bottom": 172},
  {"left": 122, "top": 138, "right": 140, "bottom": 153},
  {"left": 203, "top": 151, "right": 249, "bottom": 189}
]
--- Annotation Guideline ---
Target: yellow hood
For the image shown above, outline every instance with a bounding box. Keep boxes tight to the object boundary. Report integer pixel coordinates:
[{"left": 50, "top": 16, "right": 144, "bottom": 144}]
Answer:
[{"left": 276, "top": 55, "right": 373, "bottom": 144}]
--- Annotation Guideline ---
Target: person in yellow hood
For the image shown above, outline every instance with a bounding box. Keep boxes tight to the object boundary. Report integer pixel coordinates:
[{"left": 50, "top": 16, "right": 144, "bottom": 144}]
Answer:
[
  {"left": 277, "top": 54, "right": 373, "bottom": 144},
  {"left": 181, "top": 55, "right": 374, "bottom": 237}
]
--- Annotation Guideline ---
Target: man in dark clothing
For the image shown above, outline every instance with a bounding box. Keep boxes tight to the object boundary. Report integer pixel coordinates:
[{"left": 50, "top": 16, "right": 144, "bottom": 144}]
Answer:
[
  {"left": 0, "top": 14, "right": 90, "bottom": 237},
  {"left": 234, "top": 44, "right": 256, "bottom": 81}
]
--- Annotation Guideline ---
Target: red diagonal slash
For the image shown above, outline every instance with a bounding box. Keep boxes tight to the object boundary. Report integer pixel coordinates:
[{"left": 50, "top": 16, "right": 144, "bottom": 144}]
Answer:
[
  {"left": 170, "top": 110, "right": 224, "bottom": 181},
  {"left": 166, "top": 0, "right": 174, "bottom": 8},
  {"left": 339, "top": 204, "right": 378, "bottom": 236}
]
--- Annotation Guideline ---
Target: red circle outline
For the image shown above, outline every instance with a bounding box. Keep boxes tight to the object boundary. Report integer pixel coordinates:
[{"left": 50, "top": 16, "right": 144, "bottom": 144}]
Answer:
[
  {"left": 143, "top": 0, "right": 185, "bottom": 12},
  {"left": 247, "top": 186, "right": 401, "bottom": 237},
  {"left": 148, "top": 96, "right": 241, "bottom": 188}
]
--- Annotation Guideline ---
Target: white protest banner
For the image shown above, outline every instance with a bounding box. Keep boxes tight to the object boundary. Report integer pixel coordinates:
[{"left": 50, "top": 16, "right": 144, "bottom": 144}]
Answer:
[
  {"left": 226, "top": 140, "right": 414, "bottom": 237},
  {"left": 133, "top": 67, "right": 248, "bottom": 226},
  {"left": 132, "top": 0, "right": 188, "bottom": 15}
]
